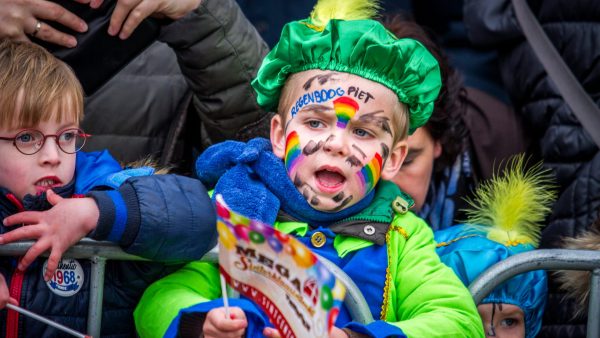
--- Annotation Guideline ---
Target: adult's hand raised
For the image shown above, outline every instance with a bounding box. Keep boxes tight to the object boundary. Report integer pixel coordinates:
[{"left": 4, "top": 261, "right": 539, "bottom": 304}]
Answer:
[
  {"left": 90, "top": 0, "right": 201, "bottom": 40},
  {"left": 0, "top": 0, "right": 89, "bottom": 47}
]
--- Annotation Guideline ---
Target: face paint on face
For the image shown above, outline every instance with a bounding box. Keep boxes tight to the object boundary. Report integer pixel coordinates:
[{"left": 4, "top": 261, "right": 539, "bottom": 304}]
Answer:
[
  {"left": 330, "top": 195, "right": 353, "bottom": 211},
  {"left": 294, "top": 173, "right": 349, "bottom": 208},
  {"left": 381, "top": 143, "right": 390, "bottom": 167},
  {"left": 356, "top": 153, "right": 383, "bottom": 195},
  {"left": 358, "top": 111, "right": 393, "bottom": 137},
  {"left": 290, "top": 88, "right": 346, "bottom": 117},
  {"left": 302, "top": 140, "right": 324, "bottom": 156},
  {"left": 310, "top": 196, "right": 320, "bottom": 206},
  {"left": 332, "top": 191, "right": 345, "bottom": 202},
  {"left": 303, "top": 72, "right": 340, "bottom": 91},
  {"left": 273, "top": 70, "right": 400, "bottom": 213},
  {"left": 346, "top": 155, "right": 362, "bottom": 167},
  {"left": 333, "top": 97, "right": 359, "bottom": 129},
  {"left": 352, "top": 144, "right": 367, "bottom": 160},
  {"left": 284, "top": 130, "right": 303, "bottom": 175}
]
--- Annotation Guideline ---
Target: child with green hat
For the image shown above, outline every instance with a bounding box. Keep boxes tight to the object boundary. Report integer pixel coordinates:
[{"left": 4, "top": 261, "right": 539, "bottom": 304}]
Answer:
[{"left": 134, "top": 0, "right": 484, "bottom": 337}]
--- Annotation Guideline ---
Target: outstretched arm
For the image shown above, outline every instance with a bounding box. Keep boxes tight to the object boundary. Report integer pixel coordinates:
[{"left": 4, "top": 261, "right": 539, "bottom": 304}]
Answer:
[{"left": 87, "top": 174, "right": 217, "bottom": 261}]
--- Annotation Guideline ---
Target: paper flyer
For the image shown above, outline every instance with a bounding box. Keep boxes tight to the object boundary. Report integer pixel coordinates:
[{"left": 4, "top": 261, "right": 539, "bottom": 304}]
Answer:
[{"left": 216, "top": 194, "right": 346, "bottom": 338}]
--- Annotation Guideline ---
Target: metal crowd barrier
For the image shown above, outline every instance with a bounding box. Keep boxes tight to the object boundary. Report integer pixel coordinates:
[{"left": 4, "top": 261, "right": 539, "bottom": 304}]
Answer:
[
  {"left": 0, "top": 239, "right": 372, "bottom": 337},
  {"left": 469, "top": 249, "right": 600, "bottom": 338}
]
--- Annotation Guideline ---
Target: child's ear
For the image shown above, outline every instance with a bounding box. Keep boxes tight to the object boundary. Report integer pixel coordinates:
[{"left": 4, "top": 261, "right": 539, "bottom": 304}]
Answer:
[
  {"left": 270, "top": 114, "right": 286, "bottom": 159},
  {"left": 381, "top": 140, "right": 408, "bottom": 180}
]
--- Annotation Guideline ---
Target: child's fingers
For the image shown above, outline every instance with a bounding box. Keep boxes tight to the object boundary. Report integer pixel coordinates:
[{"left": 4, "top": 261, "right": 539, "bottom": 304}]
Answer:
[
  {"left": 204, "top": 307, "right": 247, "bottom": 336},
  {"left": 43, "top": 249, "right": 64, "bottom": 281},
  {"left": 90, "top": 0, "right": 105, "bottom": 9},
  {"left": 0, "top": 224, "right": 44, "bottom": 244},
  {"left": 263, "top": 327, "right": 282, "bottom": 338},
  {"left": 2, "top": 211, "right": 43, "bottom": 227},
  {"left": 18, "top": 239, "right": 50, "bottom": 271},
  {"left": 118, "top": 1, "right": 156, "bottom": 39},
  {"left": 228, "top": 307, "right": 247, "bottom": 321},
  {"left": 214, "top": 317, "right": 247, "bottom": 332},
  {"left": 108, "top": 0, "right": 142, "bottom": 36},
  {"left": 8, "top": 297, "right": 18, "bottom": 306},
  {"left": 45, "top": 190, "right": 63, "bottom": 206}
]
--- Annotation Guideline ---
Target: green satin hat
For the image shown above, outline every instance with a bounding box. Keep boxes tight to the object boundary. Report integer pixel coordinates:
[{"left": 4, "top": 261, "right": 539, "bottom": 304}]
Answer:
[{"left": 251, "top": 0, "right": 442, "bottom": 133}]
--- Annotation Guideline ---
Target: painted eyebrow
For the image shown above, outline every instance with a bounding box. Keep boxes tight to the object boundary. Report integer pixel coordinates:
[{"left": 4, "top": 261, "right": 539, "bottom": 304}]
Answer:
[{"left": 356, "top": 110, "right": 393, "bottom": 135}]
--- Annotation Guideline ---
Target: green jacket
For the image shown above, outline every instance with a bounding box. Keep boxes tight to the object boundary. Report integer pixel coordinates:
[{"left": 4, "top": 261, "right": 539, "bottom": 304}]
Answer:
[{"left": 134, "top": 182, "right": 484, "bottom": 337}]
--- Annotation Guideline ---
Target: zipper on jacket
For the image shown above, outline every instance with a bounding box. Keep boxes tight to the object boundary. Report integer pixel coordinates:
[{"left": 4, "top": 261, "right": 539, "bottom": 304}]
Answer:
[
  {"left": 4, "top": 194, "right": 25, "bottom": 337},
  {"left": 7, "top": 267, "right": 25, "bottom": 338}
]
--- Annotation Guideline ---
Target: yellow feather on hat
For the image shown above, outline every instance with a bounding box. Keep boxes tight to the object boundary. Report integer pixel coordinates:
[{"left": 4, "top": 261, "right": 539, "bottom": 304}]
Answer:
[
  {"left": 463, "top": 154, "right": 556, "bottom": 248},
  {"left": 309, "top": 0, "right": 381, "bottom": 27}
]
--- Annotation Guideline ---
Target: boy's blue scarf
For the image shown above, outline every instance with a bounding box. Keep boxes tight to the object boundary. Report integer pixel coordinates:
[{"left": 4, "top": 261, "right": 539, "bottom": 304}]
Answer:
[{"left": 195, "top": 138, "right": 374, "bottom": 226}]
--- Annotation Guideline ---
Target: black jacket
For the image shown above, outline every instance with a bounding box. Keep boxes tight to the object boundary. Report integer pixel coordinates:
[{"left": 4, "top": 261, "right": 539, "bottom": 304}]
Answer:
[
  {"left": 81, "top": 0, "right": 271, "bottom": 167},
  {"left": 464, "top": 1, "right": 600, "bottom": 336}
]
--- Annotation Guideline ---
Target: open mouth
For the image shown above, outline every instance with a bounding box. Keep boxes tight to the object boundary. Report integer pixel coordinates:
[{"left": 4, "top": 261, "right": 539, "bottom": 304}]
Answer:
[
  {"left": 34, "top": 176, "right": 63, "bottom": 195},
  {"left": 315, "top": 168, "right": 346, "bottom": 193}
]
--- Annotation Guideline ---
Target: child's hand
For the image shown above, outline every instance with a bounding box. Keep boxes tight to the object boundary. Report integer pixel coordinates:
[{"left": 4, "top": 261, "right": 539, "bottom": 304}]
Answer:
[
  {"left": 0, "top": 190, "right": 99, "bottom": 280},
  {"left": 264, "top": 326, "right": 350, "bottom": 338},
  {"left": 0, "top": 274, "right": 18, "bottom": 309},
  {"left": 203, "top": 307, "right": 247, "bottom": 338}
]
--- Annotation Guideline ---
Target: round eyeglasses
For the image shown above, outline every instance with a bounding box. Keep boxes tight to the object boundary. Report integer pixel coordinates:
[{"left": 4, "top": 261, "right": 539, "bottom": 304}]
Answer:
[{"left": 0, "top": 128, "right": 89, "bottom": 155}]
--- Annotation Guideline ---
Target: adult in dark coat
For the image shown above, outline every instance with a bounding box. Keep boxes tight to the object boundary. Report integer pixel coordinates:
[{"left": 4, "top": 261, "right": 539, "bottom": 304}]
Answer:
[
  {"left": 0, "top": 0, "right": 270, "bottom": 169},
  {"left": 464, "top": 1, "right": 600, "bottom": 337}
]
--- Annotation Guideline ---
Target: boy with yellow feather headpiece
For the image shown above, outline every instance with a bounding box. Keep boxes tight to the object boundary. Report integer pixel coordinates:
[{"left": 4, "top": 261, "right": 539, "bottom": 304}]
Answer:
[
  {"left": 134, "top": 0, "right": 484, "bottom": 337},
  {"left": 435, "top": 156, "right": 554, "bottom": 338}
]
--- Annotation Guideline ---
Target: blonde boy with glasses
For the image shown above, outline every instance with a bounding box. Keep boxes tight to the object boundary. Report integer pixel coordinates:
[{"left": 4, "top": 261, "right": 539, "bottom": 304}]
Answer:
[{"left": 0, "top": 40, "right": 216, "bottom": 337}]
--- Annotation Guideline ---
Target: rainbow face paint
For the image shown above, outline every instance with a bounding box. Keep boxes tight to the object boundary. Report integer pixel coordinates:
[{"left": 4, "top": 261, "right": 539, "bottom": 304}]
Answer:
[
  {"left": 356, "top": 152, "right": 383, "bottom": 195},
  {"left": 284, "top": 131, "right": 303, "bottom": 174},
  {"left": 333, "top": 97, "right": 359, "bottom": 129}
]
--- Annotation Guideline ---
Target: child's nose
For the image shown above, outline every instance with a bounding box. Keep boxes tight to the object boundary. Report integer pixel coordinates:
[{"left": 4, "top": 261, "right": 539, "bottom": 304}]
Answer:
[
  {"left": 323, "top": 132, "right": 350, "bottom": 156},
  {"left": 38, "top": 137, "right": 61, "bottom": 165}
]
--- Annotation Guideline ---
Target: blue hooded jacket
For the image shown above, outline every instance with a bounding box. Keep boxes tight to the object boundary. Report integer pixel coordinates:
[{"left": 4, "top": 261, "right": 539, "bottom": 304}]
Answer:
[
  {"left": 435, "top": 225, "right": 547, "bottom": 338},
  {"left": 0, "top": 150, "right": 216, "bottom": 337}
]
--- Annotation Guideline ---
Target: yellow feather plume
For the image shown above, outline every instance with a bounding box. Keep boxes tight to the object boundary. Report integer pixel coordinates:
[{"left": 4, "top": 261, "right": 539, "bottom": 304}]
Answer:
[
  {"left": 309, "top": 0, "right": 381, "bottom": 28},
  {"left": 463, "top": 155, "right": 556, "bottom": 248}
]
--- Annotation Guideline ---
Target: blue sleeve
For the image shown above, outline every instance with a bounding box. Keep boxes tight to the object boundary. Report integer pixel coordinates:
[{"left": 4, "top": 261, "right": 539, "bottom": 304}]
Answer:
[
  {"left": 164, "top": 298, "right": 269, "bottom": 338},
  {"left": 344, "top": 321, "right": 407, "bottom": 338},
  {"left": 88, "top": 174, "right": 217, "bottom": 261}
]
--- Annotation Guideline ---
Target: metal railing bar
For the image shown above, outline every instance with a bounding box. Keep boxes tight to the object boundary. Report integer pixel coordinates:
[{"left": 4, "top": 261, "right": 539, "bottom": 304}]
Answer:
[
  {"left": 470, "top": 249, "right": 600, "bottom": 338},
  {"left": 470, "top": 249, "right": 600, "bottom": 303},
  {"left": 587, "top": 269, "right": 600, "bottom": 338}
]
